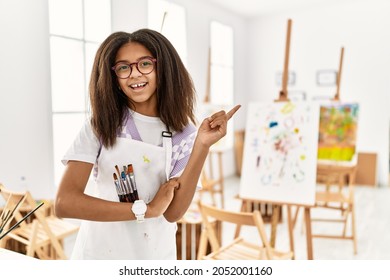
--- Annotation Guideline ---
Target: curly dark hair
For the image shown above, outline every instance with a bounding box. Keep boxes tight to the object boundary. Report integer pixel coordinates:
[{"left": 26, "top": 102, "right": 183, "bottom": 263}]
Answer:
[{"left": 89, "top": 29, "right": 196, "bottom": 148}]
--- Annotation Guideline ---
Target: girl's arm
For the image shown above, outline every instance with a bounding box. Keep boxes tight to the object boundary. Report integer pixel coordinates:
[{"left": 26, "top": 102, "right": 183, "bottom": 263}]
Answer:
[
  {"left": 54, "top": 160, "right": 178, "bottom": 221},
  {"left": 164, "top": 105, "right": 241, "bottom": 222}
]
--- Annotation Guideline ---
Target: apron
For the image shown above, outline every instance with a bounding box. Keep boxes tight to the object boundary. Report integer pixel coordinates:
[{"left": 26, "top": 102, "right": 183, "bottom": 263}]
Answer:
[{"left": 71, "top": 131, "right": 177, "bottom": 260}]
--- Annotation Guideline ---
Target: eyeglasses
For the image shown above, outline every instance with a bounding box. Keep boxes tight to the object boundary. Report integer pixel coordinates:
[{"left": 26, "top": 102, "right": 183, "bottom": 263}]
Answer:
[{"left": 111, "top": 56, "right": 157, "bottom": 79}]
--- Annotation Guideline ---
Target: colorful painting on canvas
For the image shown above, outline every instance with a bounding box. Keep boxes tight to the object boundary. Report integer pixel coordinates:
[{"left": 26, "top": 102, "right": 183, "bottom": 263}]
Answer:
[
  {"left": 239, "top": 101, "right": 319, "bottom": 206},
  {"left": 317, "top": 103, "right": 359, "bottom": 162}
]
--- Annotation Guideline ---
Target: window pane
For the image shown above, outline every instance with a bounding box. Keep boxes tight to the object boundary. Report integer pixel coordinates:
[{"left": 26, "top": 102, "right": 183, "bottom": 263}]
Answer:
[
  {"left": 52, "top": 113, "right": 88, "bottom": 185},
  {"left": 210, "top": 21, "right": 233, "bottom": 67},
  {"left": 50, "top": 37, "right": 86, "bottom": 112},
  {"left": 210, "top": 65, "right": 233, "bottom": 105},
  {"left": 48, "top": 0, "right": 83, "bottom": 39},
  {"left": 85, "top": 42, "right": 100, "bottom": 108},
  {"left": 84, "top": 0, "right": 112, "bottom": 42}
]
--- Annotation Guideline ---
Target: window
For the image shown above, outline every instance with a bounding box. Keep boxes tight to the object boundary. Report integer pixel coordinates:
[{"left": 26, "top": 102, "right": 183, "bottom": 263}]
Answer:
[
  {"left": 48, "top": 0, "right": 111, "bottom": 185},
  {"left": 148, "top": 0, "right": 187, "bottom": 64},
  {"left": 209, "top": 21, "right": 234, "bottom": 148},
  {"left": 210, "top": 21, "right": 234, "bottom": 105}
]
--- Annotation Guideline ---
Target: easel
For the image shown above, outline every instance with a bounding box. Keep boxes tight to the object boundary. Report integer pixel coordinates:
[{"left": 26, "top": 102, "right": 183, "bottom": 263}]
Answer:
[
  {"left": 197, "top": 46, "right": 227, "bottom": 208},
  {"left": 176, "top": 47, "right": 225, "bottom": 259},
  {"left": 312, "top": 46, "right": 358, "bottom": 253},
  {"left": 237, "top": 19, "right": 314, "bottom": 260}
]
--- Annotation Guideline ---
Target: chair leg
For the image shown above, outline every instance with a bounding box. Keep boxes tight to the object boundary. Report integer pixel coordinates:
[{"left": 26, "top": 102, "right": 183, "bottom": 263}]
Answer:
[
  {"left": 26, "top": 220, "right": 39, "bottom": 257},
  {"left": 197, "top": 225, "right": 208, "bottom": 260}
]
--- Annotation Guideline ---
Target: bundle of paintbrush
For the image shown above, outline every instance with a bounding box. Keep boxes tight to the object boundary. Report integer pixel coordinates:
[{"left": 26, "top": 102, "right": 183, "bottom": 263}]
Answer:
[
  {"left": 0, "top": 200, "right": 44, "bottom": 240},
  {"left": 113, "top": 164, "right": 139, "bottom": 203}
]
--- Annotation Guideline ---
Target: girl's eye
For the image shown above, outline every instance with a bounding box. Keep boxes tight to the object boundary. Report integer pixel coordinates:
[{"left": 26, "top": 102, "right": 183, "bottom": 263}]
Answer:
[
  {"left": 117, "top": 64, "right": 130, "bottom": 71},
  {"left": 139, "top": 60, "right": 153, "bottom": 68}
]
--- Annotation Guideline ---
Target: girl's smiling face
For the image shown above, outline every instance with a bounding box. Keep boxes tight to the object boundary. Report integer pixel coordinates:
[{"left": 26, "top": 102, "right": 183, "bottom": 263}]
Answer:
[{"left": 115, "top": 42, "right": 157, "bottom": 116}]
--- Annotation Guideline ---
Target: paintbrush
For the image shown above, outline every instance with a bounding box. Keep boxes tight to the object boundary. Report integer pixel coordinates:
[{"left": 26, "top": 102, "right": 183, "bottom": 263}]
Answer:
[
  {"left": 0, "top": 201, "right": 44, "bottom": 240},
  {"left": 113, "top": 173, "right": 125, "bottom": 202},
  {"left": 0, "top": 195, "right": 25, "bottom": 235},
  {"left": 123, "top": 166, "right": 135, "bottom": 202},
  {"left": 127, "top": 164, "right": 139, "bottom": 200}
]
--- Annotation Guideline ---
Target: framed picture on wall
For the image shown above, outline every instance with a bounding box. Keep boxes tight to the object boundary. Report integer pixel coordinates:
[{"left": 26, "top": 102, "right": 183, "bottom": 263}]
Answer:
[{"left": 316, "top": 70, "right": 337, "bottom": 86}]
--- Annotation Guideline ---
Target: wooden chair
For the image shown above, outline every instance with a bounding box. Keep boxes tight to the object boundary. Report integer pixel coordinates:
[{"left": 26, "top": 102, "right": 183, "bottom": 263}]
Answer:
[
  {"left": 0, "top": 190, "right": 27, "bottom": 246},
  {"left": 0, "top": 184, "right": 79, "bottom": 259},
  {"left": 197, "top": 201, "right": 293, "bottom": 260},
  {"left": 311, "top": 163, "right": 358, "bottom": 254}
]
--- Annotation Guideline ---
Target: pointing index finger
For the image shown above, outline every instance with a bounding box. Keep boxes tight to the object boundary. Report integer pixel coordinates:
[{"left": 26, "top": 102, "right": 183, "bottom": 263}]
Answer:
[{"left": 226, "top": 105, "right": 241, "bottom": 120}]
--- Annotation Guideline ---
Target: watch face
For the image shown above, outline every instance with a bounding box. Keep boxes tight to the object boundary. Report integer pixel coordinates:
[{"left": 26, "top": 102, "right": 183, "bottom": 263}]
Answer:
[{"left": 132, "top": 200, "right": 147, "bottom": 215}]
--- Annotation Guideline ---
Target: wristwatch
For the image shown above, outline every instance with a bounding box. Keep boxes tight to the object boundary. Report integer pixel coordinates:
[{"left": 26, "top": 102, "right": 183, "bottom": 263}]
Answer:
[{"left": 131, "top": 200, "right": 147, "bottom": 223}]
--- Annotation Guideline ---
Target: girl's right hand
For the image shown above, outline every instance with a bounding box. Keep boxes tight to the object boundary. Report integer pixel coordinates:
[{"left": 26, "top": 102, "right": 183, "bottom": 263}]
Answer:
[{"left": 146, "top": 179, "right": 179, "bottom": 218}]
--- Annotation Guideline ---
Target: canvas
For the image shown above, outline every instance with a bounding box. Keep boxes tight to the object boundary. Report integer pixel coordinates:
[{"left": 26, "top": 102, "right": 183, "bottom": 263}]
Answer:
[
  {"left": 239, "top": 101, "right": 320, "bottom": 206},
  {"left": 317, "top": 102, "right": 359, "bottom": 162}
]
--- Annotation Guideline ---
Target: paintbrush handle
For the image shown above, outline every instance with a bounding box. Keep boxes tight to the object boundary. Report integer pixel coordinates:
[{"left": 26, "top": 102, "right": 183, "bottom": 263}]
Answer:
[{"left": 0, "top": 202, "right": 44, "bottom": 240}]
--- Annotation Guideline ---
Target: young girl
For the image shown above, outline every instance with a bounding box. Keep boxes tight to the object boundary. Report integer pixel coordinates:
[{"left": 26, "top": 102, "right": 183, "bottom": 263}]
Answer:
[{"left": 55, "top": 29, "right": 240, "bottom": 260}]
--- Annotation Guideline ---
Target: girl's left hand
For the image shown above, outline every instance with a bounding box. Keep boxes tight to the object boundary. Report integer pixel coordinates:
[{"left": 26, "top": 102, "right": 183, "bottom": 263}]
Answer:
[{"left": 197, "top": 104, "right": 241, "bottom": 147}]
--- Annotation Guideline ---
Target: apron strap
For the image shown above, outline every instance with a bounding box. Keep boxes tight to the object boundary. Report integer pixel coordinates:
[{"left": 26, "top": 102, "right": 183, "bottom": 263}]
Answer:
[{"left": 162, "top": 130, "right": 172, "bottom": 181}]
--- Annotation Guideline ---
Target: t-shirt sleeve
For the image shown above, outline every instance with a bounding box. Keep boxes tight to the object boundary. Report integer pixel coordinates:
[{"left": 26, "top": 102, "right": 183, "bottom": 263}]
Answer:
[
  {"left": 169, "top": 124, "right": 197, "bottom": 179},
  {"left": 62, "top": 120, "right": 101, "bottom": 165}
]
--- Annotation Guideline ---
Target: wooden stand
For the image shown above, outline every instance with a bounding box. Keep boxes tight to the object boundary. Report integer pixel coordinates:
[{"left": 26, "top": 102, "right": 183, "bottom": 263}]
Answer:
[
  {"left": 312, "top": 47, "right": 358, "bottom": 254},
  {"left": 260, "top": 18, "right": 293, "bottom": 251}
]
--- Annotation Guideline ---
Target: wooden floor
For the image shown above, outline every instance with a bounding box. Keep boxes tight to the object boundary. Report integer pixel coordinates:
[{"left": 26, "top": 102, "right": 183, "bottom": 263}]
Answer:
[
  {"left": 221, "top": 175, "right": 390, "bottom": 260},
  {"left": 63, "top": 175, "right": 390, "bottom": 260}
]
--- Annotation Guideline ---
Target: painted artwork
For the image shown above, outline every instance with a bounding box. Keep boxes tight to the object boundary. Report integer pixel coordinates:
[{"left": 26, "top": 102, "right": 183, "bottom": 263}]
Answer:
[
  {"left": 239, "top": 101, "right": 320, "bottom": 206},
  {"left": 317, "top": 102, "right": 359, "bottom": 162}
]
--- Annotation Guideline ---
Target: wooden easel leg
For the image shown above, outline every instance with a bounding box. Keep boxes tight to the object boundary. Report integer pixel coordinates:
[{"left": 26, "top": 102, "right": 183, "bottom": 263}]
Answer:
[
  {"left": 304, "top": 207, "right": 314, "bottom": 260},
  {"left": 26, "top": 220, "right": 39, "bottom": 257},
  {"left": 270, "top": 205, "right": 280, "bottom": 248},
  {"left": 287, "top": 205, "right": 295, "bottom": 259},
  {"left": 292, "top": 206, "right": 300, "bottom": 229},
  {"left": 351, "top": 205, "right": 357, "bottom": 254}
]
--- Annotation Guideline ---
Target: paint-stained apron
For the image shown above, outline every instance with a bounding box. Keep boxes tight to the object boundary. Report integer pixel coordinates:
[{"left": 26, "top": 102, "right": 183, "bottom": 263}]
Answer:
[{"left": 71, "top": 135, "right": 177, "bottom": 259}]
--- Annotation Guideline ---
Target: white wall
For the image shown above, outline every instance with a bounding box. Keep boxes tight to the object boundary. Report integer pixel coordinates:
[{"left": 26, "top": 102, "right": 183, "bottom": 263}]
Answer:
[
  {"left": 0, "top": 0, "right": 54, "bottom": 199},
  {"left": 247, "top": 0, "right": 390, "bottom": 186}
]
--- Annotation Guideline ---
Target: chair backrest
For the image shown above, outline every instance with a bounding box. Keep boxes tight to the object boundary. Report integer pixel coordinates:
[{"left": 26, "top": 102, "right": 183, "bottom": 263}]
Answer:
[
  {"left": 0, "top": 184, "right": 28, "bottom": 243},
  {"left": 198, "top": 201, "right": 273, "bottom": 259}
]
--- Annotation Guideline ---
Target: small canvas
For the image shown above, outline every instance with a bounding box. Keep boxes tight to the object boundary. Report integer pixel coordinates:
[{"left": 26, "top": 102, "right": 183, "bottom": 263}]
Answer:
[
  {"left": 239, "top": 101, "right": 320, "bottom": 206},
  {"left": 317, "top": 102, "right": 359, "bottom": 162}
]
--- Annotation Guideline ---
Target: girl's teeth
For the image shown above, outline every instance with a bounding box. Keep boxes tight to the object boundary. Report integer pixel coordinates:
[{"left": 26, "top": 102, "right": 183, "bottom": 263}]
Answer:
[{"left": 131, "top": 83, "right": 146, "bottom": 88}]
